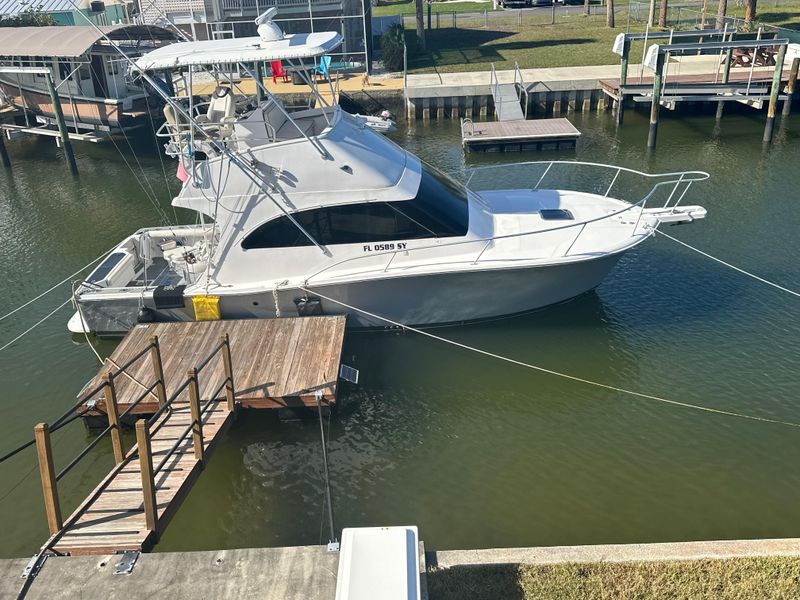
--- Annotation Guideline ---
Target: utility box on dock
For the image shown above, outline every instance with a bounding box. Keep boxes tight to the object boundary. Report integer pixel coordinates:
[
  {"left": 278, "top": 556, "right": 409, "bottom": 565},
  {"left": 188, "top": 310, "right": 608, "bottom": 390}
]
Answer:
[{"left": 335, "top": 526, "right": 421, "bottom": 600}]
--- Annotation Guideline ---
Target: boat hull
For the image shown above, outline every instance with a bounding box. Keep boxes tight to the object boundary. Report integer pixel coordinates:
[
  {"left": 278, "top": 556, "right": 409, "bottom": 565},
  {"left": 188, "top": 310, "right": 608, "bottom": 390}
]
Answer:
[{"left": 75, "top": 253, "right": 624, "bottom": 335}]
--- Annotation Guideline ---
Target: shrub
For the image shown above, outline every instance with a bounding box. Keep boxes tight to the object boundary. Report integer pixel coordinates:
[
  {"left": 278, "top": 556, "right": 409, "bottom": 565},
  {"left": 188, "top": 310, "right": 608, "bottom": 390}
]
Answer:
[{"left": 380, "top": 24, "right": 406, "bottom": 71}]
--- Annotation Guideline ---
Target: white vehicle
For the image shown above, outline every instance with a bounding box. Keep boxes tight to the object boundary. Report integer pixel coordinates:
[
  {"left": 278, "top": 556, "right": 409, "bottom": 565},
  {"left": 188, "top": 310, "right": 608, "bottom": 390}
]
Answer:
[{"left": 69, "top": 13, "right": 708, "bottom": 336}]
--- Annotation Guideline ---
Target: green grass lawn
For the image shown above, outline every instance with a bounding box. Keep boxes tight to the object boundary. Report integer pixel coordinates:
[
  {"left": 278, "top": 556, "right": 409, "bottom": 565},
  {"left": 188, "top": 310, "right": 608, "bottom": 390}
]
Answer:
[
  {"left": 407, "top": 15, "right": 630, "bottom": 73},
  {"left": 428, "top": 557, "right": 800, "bottom": 600},
  {"left": 373, "top": 0, "right": 495, "bottom": 17}
]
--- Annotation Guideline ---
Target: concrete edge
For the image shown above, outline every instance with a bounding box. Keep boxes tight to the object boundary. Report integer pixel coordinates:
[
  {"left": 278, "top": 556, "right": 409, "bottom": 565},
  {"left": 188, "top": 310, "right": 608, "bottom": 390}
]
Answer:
[{"left": 431, "top": 538, "right": 800, "bottom": 569}]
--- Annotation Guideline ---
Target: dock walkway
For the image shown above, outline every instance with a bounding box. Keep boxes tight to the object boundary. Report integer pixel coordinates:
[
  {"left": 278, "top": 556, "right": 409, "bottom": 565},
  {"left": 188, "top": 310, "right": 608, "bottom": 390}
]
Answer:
[{"left": 32, "top": 317, "right": 346, "bottom": 557}]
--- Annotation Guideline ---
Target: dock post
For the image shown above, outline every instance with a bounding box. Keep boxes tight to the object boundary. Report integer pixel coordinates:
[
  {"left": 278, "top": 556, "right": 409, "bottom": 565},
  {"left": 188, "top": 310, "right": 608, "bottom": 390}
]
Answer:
[
  {"left": 135, "top": 420, "right": 158, "bottom": 534},
  {"left": 782, "top": 57, "right": 799, "bottom": 118},
  {"left": 103, "top": 374, "right": 125, "bottom": 464},
  {"left": 34, "top": 423, "right": 62, "bottom": 535},
  {"left": 221, "top": 334, "right": 236, "bottom": 413},
  {"left": 617, "top": 37, "right": 631, "bottom": 125},
  {"left": 149, "top": 336, "right": 167, "bottom": 408},
  {"left": 716, "top": 46, "right": 733, "bottom": 120},
  {"left": 764, "top": 44, "right": 787, "bottom": 144},
  {"left": 255, "top": 62, "right": 265, "bottom": 103},
  {"left": 187, "top": 368, "right": 205, "bottom": 463},
  {"left": 647, "top": 52, "right": 665, "bottom": 149},
  {"left": 0, "top": 132, "right": 10, "bottom": 169},
  {"left": 44, "top": 72, "right": 77, "bottom": 176}
]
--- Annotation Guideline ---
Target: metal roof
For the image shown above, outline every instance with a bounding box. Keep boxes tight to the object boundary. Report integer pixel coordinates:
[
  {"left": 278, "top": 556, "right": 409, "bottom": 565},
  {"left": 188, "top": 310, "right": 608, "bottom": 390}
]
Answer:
[
  {"left": 0, "top": 25, "right": 176, "bottom": 58},
  {"left": 0, "top": 0, "right": 121, "bottom": 17}
]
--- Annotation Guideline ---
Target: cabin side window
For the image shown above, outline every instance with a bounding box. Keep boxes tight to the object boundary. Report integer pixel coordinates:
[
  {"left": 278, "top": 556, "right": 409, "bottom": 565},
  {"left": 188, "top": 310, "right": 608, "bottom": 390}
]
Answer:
[{"left": 241, "top": 166, "right": 470, "bottom": 250}]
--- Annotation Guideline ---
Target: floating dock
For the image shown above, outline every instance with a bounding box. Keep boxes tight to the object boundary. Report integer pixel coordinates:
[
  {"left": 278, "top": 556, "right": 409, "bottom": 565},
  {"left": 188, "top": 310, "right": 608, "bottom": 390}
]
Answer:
[
  {"left": 31, "top": 316, "right": 346, "bottom": 557},
  {"left": 88, "top": 317, "right": 346, "bottom": 414},
  {"left": 461, "top": 117, "right": 581, "bottom": 152}
]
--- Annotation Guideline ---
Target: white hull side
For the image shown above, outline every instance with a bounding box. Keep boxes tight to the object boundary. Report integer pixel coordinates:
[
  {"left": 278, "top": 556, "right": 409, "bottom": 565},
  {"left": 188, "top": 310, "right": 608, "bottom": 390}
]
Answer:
[{"left": 76, "top": 253, "right": 624, "bottom": 335}]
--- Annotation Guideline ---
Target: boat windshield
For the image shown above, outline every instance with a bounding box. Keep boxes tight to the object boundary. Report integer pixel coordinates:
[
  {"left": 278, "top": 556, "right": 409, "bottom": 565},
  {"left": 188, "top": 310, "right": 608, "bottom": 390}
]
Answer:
[{"left": 241, "top": 164, "right": 469, "bottom": 249}]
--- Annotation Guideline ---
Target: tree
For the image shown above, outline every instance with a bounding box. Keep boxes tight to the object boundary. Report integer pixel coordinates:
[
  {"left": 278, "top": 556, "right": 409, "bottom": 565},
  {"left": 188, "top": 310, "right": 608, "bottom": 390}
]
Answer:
[
  {"left": 607, "top": 0, "right": 615, "bottom": 27},
  {"left": 658, "top": 0, "right": 668, "bottom": 28},
  {"left": 715, "top": 0, "right": 727, "bottom": 30},
  {"left": 415, "top": 0, "right": 426, "bottom": 52},
  {"left": 0, "top": 9, "right": 57, "bottom": 27},
  {"left": 744, "top": 0, "right": 757, "bottom": 26},
  {"left": 584, "top": 0, "right": 590, "bottom": 17}
]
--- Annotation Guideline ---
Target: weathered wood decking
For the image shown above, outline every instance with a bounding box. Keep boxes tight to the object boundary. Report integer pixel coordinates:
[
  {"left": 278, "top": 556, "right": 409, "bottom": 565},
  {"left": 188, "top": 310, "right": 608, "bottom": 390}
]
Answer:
[
  {"left": 51, "top": 400, "right": 232, "bottom": 555},
  {"left": 91, "top": 317, "right": 346, "bottom": 414},
  {"left": 461, "top": 118, "right": 580, "bottom": 152},
  {"left": 42, "top": 317, "right": 346, "bottom": 556}
]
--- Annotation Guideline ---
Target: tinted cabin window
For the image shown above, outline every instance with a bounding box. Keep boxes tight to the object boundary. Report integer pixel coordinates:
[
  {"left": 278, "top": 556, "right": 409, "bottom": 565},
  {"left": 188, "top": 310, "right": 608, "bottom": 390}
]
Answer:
[{"left": 241, "top": 165, "right": 469, "bottom": 249}]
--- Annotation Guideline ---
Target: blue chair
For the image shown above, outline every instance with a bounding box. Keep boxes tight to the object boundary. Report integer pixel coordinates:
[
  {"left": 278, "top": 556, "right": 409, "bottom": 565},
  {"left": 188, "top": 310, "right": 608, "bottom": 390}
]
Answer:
[{"left": 314, "top": 55, "right": 332, "bottom": 82}]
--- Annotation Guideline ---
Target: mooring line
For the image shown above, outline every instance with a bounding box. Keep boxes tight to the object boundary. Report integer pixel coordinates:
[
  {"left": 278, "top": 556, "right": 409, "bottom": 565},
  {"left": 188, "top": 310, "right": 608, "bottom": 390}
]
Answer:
[
  {"left": 298, "top": 286, "right": 800, "bottom": 430},
  {"left": 0, "top": 298, "right": 72, "bottom": 355},
  {"left": 657, "top": 230, "right": 800, "bottom": 299},
  {"left": 0, "top": 244, "right": 117, "bottom": 323}
]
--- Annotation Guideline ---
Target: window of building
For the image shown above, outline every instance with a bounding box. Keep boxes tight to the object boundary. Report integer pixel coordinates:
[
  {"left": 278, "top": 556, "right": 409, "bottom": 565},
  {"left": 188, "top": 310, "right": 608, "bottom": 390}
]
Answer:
[{"left": 241, "top": 164, "right": 469, "bottom": 250}]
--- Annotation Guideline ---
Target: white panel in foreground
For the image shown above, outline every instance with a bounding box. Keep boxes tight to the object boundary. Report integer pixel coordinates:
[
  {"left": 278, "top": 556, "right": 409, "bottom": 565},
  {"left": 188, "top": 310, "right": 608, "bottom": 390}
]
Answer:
[{"left": 335, "top": 526, "right": 420, "bottom": 600}]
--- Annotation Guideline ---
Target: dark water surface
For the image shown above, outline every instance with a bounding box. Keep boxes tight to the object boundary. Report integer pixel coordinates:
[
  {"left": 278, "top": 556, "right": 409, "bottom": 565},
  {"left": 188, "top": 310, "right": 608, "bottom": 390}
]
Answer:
[{"left": 1, "top": 107, "right": 799, "bottom": 558}]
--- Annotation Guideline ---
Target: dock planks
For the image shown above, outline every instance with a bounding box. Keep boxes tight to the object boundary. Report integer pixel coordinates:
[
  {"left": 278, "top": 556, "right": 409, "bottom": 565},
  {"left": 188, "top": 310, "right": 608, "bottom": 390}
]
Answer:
[
  {"left": 49, "top": 317, "right": 347, "bottom": 556},
  {"left": 51, "top": 400, "right": 232, "bottom": 555},
  {"left": 89, "top": 317, "right": 347, "bottom": 414},
  {"left": 462, "top": 118, "right": 580, "bottom": 152}
]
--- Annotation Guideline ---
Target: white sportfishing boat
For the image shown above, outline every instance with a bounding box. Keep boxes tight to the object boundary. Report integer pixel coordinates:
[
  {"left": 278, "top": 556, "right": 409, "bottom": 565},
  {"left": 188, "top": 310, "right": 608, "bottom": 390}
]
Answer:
[{"left": 69, "top": 12, "right": 708, "bottom": 335}]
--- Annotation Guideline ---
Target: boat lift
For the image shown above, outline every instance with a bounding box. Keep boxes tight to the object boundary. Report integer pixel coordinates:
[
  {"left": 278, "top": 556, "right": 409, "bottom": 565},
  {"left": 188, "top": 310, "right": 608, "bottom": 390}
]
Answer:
[{"left": 604, "top": 30, "right": 800, "bottom": 148}]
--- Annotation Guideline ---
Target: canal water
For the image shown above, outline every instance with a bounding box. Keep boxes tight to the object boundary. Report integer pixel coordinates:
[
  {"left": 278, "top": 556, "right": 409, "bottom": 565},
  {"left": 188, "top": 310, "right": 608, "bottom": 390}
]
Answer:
[{"left": 1, "top": 106, "right": 799, "bottom": 558}]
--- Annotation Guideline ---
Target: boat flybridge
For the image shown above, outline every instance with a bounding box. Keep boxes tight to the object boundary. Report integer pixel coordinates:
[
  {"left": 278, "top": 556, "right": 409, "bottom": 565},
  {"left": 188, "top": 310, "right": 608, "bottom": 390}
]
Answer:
[{"left": 69, "top": 12, "right": 709, "bottom": 335}]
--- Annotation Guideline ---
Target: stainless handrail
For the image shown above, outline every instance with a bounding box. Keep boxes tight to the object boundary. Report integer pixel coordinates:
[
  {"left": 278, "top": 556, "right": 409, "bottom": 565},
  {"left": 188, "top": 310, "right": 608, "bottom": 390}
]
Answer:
[{"left": 301, "top": 162, "right": 709, "bottom": 283}]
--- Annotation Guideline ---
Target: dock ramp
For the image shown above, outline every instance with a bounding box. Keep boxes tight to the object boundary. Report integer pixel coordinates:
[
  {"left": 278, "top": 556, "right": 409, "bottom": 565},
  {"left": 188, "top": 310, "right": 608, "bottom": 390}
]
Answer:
[{"left": 490, "top": 63, "right": 526, "bottom": 121}]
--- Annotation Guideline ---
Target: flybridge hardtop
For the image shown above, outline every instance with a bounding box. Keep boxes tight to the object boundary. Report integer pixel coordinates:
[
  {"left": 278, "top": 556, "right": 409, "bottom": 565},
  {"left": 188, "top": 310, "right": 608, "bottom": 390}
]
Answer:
[{"left": 133, "top": 31, "right": 342, "bottom": 71}]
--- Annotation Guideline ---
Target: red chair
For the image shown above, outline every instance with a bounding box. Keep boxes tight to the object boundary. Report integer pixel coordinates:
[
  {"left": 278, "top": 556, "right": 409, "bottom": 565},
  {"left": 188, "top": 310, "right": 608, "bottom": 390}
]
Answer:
[{"left": 271, "top": 61, "right": 290, "bottom": 84}]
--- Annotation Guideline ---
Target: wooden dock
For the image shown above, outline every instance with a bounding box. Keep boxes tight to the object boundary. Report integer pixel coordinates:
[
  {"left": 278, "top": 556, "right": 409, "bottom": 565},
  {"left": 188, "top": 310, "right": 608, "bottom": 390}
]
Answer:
[
  {"left": 89, "top": 317, "right": 346, "bottom": 414},
  {"left": 461, "top": 118, "right": 580, "bottom": 153},
  {"left": 31, "top": 316, "right": 347, "bottom": 556},
  {"left": 600, "top": 71, "right": 789, "bottom": 109}
]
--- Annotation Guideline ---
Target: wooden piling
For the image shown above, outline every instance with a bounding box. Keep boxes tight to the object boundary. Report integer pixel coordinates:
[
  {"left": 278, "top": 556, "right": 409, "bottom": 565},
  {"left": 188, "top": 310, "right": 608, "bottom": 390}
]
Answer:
[
  {"left": 149, "top": 335, "right": 167, "bottom": 408},
  {"left": 135, "top": 420, "right": 158, "bottom": 534},
  {"left": 187, "top": 368, "right": 205, "bottom": 463},
  {"left": 617, "top": 37, "right": 631, "bottom": 125},
  {"left": 763, "top": 44, "right": 787, "bottom": 144},
  {"left": 34, "top": 423, "right": 62, "bottom": 535},
  {"left": 44, "top": 72, "right": 77, "bottom": 176},
  {"left": 0, "top": 132, "right": 10, "bottom": 169},
  {"left": 647, "top": 51, "right": 666, "bottom": 149},
  {"left": 716, "top": 46, "right": 733, "bottom": 120},
  {"left": 221, "top": 334, "right": 236, "bottom": 413},
  {"left": 103, "top": 374, "right": 125, "bottom": 464},
  {"left": 782, "top": 57, "right": 799, "bottom": 118}
]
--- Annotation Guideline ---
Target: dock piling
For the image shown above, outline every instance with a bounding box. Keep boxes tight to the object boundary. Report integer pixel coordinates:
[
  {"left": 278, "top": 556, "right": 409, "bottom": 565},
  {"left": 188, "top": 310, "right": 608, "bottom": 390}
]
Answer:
[
  {"left": 221, "top": 334, "right": 236, "bottom": 413},
  {"left": 44, "top": 72, "right": 77, "bottom": 176},
  {"left": 782, "top": 57, "right": 799, "bottom": 118},
  {"left": 34, "top": 423, "right": 62, "bottom": 535},
  {"left": 187, "top": 368, "right": 205, "bottom": 463},
  {"left": 647, "top": 52, "right": 666, "bottom": 149},
  {"left": 103, "top": 374, "right": 125, "bottom": 464},
  {"left": 764, "top": 44, "right": 787, "bottom": 144},
  {"left": 617, "top": 38, "right": 631, "bottom": 125},
  {"left": 716, "top": 47, "right": 733, "bottom": 120},
  {"left": 149, "top": 336, "right": 167, "bottom": 408},
  {"left": 135, "top": 420, "right": 159, "bottom": 534},
  {"left": 0, "top": 132, "right": 10, "bottom": 169}
]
